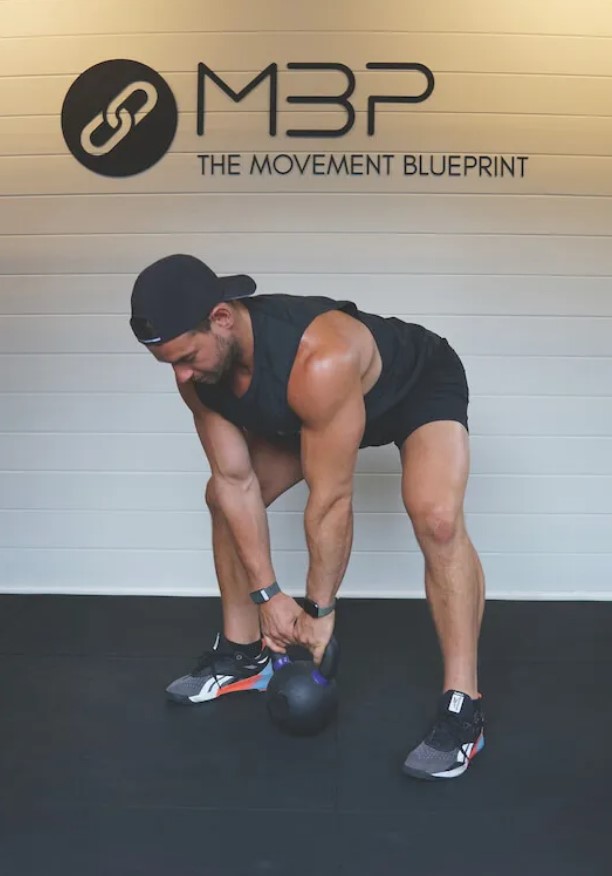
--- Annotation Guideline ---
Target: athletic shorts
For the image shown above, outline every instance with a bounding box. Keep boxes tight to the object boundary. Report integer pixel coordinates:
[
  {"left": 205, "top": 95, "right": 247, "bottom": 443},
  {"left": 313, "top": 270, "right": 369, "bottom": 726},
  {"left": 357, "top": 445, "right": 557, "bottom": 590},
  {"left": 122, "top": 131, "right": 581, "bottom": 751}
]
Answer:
[{"left": 360, "top": 338, "right": 470, "bottom": 450}]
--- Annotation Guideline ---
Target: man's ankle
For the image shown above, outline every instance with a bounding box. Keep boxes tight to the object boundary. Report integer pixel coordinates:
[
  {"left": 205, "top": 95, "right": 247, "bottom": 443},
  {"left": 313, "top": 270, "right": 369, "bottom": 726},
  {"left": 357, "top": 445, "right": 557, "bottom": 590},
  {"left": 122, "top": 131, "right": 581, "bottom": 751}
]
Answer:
[{"left": 221, "top": 633, "right": 264, "bottom": 659}]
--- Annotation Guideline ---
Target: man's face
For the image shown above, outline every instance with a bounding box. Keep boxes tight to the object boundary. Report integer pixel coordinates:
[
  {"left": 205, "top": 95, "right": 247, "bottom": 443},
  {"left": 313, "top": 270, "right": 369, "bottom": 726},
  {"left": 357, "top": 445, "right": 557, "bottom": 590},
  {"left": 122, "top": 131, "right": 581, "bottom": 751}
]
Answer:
[{"left": 151, "top": 327, "right": 239, "bottom": 385}]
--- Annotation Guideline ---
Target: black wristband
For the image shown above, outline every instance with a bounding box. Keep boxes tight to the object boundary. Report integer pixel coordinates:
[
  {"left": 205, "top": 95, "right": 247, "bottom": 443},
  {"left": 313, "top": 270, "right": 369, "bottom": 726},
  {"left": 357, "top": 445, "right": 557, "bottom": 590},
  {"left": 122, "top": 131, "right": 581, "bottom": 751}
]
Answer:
[{"left": 250, "top": 581, "right": 281, "bottom": 605}]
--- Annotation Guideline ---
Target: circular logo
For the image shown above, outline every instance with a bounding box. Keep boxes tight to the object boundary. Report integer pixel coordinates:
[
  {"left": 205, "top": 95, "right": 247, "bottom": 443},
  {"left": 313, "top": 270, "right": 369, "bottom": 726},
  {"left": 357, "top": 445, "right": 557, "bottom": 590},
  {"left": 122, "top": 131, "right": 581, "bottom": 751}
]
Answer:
[{"left": 61, "top": 59, "right": 178, "bottom": 177}]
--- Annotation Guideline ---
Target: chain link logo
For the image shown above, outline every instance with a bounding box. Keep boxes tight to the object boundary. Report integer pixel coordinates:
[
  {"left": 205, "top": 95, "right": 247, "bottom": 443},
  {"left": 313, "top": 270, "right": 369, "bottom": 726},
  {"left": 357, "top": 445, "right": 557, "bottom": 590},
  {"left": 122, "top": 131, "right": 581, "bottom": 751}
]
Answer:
[
  {"left": 80, "top": 81, "right": 159, "bottom": 157},
  {"left": 62, "top": 60, "right": 178, "bottom": 177}
]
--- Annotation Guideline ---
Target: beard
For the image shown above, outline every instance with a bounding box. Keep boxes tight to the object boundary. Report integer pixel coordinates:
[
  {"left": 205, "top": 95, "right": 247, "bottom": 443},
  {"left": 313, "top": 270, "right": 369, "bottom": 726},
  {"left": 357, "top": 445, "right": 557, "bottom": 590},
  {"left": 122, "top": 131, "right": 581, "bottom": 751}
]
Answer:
[{"left": 193, "top": 334, "right": 240, "bottom": 385}]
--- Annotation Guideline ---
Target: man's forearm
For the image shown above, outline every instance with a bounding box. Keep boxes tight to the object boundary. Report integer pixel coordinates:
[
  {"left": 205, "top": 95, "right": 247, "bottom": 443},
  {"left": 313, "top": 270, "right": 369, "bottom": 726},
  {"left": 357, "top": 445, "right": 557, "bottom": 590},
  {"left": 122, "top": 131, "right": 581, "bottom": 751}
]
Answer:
[
  {"left": 304, "top": 495, "right": 353, "bottom": 605},
  {"left": 211, "top": 475, "right": 275, "bottom": 591}
]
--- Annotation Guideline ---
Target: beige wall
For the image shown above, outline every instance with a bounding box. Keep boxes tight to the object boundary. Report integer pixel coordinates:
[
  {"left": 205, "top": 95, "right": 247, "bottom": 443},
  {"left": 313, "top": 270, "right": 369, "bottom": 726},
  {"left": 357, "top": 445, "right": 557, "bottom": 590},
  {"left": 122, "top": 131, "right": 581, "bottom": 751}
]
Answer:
[{"left": 1, "top": 0, "right": 611, "bottom": 597}]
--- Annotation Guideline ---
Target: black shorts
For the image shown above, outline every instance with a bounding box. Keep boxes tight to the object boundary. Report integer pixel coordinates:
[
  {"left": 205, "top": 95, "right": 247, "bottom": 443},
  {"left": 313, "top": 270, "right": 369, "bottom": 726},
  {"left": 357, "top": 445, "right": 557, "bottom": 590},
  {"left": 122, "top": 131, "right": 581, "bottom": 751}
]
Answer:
[{"left": 360, "top": 338, "right": 470, "bottom": 449}]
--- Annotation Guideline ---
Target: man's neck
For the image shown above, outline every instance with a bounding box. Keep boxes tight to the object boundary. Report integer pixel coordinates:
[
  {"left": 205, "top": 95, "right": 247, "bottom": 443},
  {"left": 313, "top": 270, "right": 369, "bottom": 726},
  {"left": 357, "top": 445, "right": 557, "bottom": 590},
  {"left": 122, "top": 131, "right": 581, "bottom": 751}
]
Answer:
[{"left": 226, "top": 302, "right": 255, "bottom": 394}]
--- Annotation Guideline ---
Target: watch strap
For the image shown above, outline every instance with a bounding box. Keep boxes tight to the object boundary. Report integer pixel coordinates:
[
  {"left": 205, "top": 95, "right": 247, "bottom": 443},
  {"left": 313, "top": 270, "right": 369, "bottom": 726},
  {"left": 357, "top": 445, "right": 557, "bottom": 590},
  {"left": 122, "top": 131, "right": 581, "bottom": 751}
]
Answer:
[{"left": 249, "top": 581, "right": 281, "bottom": 605}]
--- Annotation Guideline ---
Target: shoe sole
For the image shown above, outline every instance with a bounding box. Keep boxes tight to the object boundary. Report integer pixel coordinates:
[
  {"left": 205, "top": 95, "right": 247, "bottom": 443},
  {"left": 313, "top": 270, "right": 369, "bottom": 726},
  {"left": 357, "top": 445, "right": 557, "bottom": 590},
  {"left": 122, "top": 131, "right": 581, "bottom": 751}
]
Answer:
[
  {"left": 167, "top": 686, "right": 269, "bottom": 705},
  {"left": 402, "top": 762, "right": 469, "bottom": 781},
  {"left": 166, "top": 667, "right": 273, "bottom": 705}
]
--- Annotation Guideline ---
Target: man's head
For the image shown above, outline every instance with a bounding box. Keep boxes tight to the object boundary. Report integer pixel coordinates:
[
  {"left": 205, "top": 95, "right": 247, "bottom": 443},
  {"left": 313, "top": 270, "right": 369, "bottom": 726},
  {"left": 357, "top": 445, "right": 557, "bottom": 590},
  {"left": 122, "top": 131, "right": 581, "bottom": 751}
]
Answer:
[{"left": 130, "top": 254, "right": 256, "bottom": 384}]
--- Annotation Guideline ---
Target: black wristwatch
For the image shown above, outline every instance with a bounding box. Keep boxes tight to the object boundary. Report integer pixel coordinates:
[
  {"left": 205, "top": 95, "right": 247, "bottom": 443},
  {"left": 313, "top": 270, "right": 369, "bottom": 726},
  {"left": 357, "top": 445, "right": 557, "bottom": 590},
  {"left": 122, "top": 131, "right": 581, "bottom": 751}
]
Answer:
[
  {"left": 249, "top": 581, "right": 281, "bottom": 605},
  {"left": 303, "top": 596, "right": 337, "bottom": 619}
]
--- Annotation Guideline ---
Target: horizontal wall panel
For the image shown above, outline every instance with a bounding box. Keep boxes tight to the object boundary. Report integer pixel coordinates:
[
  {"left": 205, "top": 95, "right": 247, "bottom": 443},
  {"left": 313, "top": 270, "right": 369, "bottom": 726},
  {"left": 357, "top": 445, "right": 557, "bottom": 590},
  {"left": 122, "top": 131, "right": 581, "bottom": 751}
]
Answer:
[
  {"left": 463, "top": 356, "right": 612, "bottom": 396},
  {"left": 2, "top": 434, "right": 611, "bottom": 475},
  {"left": 6, "top": 112, "right": 612, "bottom": 159},
  {"left": 1, "top": 233, "right": 611, "bottom": 278},
  {"left": 2, "top": 472, "right": 612, "bottom": 514},
  {"left": 428, "top": 317, "right": 612, "bottom": 356},
  {"left": 5, "top": 194, "right": 612, "bottom": 238},
  {"left": 0, "top": 354, "right": 167, "bottom": 392},
  {"left": 0, "top": 392, "right": 194, "bottom": 432},
  {"left": 4, "top": 71, "right": 612, "bottom": 118},
  {"left": 0, "top": 316, "right": 141, "bottom": 352},
  {"left": 0, "top": 435, "right": 211, "bottom": 473},
  {"left": 3, "top": 154, "right": 612, "bottom": 196},
  {"left": 3, "top": 274, "right": 612, "bottom": 318},
  {"left": 2, "top": 510, "right": 612, "bottom": 554},
  {"left": 2, "top": 314, "right": 611, "bottom": 356},
  {"left": 468, "top": 437, "right": 612, "bottom": 475},
  {"left": 2, "top": 548, "right": 611, "bottom": 600},
  {"left": 2, "top": 392, "right": 612, "bottom": 436},
  {"left": 3, "top": 0, "right": 610, "bottom": 38},
  {"left": 468, "top": 397, "right": 612, "bottom": 437},
  {"left": 3, "top": 33, "right": 612, "bottom": 78}
]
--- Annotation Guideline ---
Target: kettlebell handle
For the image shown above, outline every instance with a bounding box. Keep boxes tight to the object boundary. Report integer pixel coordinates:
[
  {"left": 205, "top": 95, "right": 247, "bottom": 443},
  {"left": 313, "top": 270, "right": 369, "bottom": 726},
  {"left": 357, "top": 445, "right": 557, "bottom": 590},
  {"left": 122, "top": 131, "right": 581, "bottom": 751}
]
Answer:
[
  {"left": 271, "top": 653, "right": 292, "bottom": 671},
  {"left": 316, "top": 636, "right": 340, "bottom": 682},
  {"left": 270, "top": 636, "right": 340, "bottom": 684}
]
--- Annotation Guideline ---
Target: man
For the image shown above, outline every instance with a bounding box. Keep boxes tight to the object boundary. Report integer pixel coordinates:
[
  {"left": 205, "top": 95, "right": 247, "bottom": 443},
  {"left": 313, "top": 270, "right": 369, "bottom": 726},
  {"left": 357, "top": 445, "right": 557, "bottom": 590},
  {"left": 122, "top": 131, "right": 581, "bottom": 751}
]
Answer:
[{"left": 130, "top": 253, "right": 486, "bottom": 781}]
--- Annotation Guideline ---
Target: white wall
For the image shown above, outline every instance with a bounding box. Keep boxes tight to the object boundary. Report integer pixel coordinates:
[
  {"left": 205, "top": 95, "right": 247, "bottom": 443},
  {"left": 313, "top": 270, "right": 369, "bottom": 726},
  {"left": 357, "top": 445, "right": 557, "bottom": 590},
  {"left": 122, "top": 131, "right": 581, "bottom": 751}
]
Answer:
[{"left": 1, "top": 0, "right": 611, "bottom": 598}]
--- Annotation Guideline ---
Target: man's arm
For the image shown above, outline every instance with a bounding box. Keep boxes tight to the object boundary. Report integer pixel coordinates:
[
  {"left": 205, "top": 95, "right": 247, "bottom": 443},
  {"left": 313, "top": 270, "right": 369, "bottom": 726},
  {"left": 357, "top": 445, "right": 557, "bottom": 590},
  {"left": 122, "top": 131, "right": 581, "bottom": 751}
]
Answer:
[
  {"left": 288, "top": 344, "right": 366, "bottom": 608},
  {"left": 176, "top": 379, "right": 275, "bottom": 591}
]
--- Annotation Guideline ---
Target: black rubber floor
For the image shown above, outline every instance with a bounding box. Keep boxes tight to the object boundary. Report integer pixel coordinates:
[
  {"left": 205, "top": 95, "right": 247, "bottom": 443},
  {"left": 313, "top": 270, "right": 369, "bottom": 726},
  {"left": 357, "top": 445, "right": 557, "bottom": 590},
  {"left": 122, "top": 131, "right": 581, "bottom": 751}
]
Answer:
[{"left": 0, "top": 595, "right": 610, "bottom": 875}]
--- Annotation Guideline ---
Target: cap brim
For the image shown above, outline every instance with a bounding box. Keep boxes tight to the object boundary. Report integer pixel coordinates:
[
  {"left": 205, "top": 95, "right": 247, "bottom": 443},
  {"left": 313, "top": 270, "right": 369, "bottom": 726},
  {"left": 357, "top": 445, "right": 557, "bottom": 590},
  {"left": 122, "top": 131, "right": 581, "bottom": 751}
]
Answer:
[{"left": 218, "top": 274, "right": 256, "bottom": 299}]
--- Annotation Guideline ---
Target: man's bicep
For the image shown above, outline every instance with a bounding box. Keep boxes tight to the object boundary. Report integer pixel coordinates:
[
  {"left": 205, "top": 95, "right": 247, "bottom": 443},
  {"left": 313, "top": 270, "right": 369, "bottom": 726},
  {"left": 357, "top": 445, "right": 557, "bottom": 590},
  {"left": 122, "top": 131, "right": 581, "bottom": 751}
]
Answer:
[
  {"left": 175, "top": 378, "right": 252, "bottom": 480},
  {"left": 193, "top": 407, "right": 253, "bottom": 482},
  {"left": 291, "top": 350, "right": 366, "bottom": 496},
  {"left": 300, "top": 393, "right": 365, "bottom": 497}
]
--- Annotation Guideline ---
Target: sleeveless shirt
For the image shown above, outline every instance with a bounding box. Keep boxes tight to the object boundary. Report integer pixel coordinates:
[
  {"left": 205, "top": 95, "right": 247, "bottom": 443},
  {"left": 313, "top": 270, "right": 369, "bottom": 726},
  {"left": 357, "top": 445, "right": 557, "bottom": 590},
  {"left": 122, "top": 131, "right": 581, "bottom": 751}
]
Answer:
[{"left": 194, "top": 294, "right": 441, "bottom": 447}]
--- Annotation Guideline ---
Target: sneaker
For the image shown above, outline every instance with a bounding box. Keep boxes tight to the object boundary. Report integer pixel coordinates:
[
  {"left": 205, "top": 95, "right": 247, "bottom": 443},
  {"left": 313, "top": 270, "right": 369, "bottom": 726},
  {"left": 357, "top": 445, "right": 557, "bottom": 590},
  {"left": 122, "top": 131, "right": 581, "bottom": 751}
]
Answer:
[
  {"left": 165, "top": 633, "right": 273, "bottom": 704},
  {"left": 402, "top": 690, "right": 485, "bottom": 781}
]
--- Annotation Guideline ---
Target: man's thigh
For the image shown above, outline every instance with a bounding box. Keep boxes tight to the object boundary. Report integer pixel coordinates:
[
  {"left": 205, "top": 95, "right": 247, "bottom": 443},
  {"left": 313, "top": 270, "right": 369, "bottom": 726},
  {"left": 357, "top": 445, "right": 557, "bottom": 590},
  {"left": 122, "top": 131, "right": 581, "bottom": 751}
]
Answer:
[{"left": 399, "top": 420, "right": 470, "bottom": 518}]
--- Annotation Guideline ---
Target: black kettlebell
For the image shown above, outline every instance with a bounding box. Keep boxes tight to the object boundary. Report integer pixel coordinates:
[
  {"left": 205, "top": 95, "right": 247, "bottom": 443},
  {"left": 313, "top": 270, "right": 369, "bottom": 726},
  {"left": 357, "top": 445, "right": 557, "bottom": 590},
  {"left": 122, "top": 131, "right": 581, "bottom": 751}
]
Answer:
[{"left": 266, "top": 637, "right": 340, "bottom": 736}]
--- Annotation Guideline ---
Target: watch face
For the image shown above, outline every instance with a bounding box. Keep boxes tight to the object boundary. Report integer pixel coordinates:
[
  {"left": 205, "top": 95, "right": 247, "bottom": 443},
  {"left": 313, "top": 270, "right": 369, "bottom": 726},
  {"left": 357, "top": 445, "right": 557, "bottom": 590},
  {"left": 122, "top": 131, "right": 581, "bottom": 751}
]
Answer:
[
  {"left": 303, "top": 599, "right": 319, "bottom": 618},
  {"left": 304, "top": 598, "right": 335, "bottom": 618}
]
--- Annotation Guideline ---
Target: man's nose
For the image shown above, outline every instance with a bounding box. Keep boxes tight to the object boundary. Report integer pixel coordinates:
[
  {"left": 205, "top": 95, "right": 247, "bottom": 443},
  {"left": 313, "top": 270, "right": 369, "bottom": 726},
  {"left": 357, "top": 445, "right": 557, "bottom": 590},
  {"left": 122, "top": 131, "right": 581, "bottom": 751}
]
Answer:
[{"left": 173, "top": 364, "right": 194, "bottom": 383}]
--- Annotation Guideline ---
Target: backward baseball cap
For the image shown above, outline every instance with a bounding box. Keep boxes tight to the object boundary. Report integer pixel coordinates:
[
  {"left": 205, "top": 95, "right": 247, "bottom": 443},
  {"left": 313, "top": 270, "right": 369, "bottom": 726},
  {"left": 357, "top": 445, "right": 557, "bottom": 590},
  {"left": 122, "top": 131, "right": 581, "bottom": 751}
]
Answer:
[{"left": 130, "top": 253, "right": 256, "bottom": 345}]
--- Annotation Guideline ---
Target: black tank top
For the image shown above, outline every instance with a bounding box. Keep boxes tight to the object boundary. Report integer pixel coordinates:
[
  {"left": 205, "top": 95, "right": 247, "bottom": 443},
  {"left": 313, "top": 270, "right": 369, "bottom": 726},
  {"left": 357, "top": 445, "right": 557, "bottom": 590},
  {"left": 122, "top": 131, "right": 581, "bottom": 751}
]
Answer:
[{"left": 194, "top": 294, "right": 442, "bottom": 446}]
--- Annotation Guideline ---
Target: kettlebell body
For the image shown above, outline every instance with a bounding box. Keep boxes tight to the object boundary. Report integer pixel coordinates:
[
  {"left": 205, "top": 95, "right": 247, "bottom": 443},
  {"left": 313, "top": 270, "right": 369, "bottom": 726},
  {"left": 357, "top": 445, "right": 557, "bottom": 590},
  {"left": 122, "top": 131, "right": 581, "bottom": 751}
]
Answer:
[{"left": 266, "top": 639, "right": 340, "bottom": 736}]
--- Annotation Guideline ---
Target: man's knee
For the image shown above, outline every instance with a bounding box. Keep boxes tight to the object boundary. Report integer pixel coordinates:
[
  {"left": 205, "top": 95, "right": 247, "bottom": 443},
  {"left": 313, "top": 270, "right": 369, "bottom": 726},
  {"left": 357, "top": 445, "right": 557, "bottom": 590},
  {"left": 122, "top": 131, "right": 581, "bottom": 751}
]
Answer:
[
  {"left": 407, "top": 499, "right": 462, "bottom": 547},
  {"left": 206, "top": 461, "right": 299, "bottom": 513},
  {"left": 205, "top": 476, "right": 222, "bottom": 515},
  {"left": 206, "top": 473, "right": 269, "bottom": 512}
]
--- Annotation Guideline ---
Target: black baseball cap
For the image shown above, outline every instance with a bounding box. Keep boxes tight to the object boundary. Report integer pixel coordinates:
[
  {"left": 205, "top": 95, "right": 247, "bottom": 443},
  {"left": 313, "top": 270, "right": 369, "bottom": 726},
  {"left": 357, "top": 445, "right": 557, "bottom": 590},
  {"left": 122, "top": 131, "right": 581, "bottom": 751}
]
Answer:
[{"left": 130, "top": 254, "right": 257, "bottom": 345}]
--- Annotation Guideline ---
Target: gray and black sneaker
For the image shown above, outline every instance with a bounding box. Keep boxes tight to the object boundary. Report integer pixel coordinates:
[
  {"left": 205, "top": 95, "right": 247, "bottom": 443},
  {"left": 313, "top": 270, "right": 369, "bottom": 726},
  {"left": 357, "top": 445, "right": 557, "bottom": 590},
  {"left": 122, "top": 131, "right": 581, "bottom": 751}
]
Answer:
[
  {"left": 166, "top": 633, "right": 273, "bottom": 704},
  {"left": 403, "top": 690, "right": 485, "bottom": 781}
]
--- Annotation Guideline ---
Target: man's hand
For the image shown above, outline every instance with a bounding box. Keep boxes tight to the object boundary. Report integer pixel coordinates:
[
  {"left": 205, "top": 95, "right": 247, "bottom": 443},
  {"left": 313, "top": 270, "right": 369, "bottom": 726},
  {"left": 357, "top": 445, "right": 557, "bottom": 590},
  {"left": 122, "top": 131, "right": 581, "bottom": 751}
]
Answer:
[
  {"left": 259, "top": 593, "right": 302, "bottom": 654},
  {"left": 293, "top": 611, "right": 335, "bottom": 666}
]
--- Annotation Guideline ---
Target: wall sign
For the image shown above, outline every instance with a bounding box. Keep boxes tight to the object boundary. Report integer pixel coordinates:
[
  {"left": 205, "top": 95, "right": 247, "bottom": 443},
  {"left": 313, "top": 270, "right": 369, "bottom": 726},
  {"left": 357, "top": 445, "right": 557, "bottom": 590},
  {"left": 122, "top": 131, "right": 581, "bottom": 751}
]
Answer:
[{"left": 62, "top": 58, "right": 528, "bottom": 181}]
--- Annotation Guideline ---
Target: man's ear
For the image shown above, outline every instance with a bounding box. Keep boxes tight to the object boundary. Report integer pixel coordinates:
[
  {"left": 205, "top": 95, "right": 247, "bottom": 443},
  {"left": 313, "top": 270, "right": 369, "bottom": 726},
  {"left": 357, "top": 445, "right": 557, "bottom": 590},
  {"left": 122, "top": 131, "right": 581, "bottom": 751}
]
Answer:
[{"left": 209, "top": 302, "right": 234, "bottom": 328}]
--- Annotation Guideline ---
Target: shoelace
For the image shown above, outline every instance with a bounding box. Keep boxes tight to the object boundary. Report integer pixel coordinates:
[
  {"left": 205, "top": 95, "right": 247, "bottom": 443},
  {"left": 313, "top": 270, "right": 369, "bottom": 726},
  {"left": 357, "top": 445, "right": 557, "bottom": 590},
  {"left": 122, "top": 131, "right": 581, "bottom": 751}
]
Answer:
[
  {"left": 426, "top": 710, "right": 479, "bottom": 756},
  {"left": 191, "top": 648, "right": 231, "bottom": 679}
]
